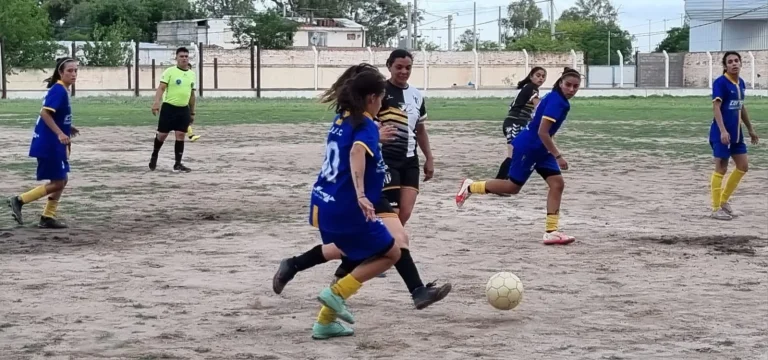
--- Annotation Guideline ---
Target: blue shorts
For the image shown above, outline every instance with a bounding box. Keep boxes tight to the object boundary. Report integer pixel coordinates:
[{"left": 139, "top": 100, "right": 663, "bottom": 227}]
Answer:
[
  {"left": 710, "top": 141, "right": 747, "bottom": 159},
  {"left": 507, "top": 148, "right": 561, "bottom": 186},
  {"left": 318, "top": 219, "right": 394, "bottom": 262},
  {"left": 36, "top": 157, "right": 69, "bottom": 181}
]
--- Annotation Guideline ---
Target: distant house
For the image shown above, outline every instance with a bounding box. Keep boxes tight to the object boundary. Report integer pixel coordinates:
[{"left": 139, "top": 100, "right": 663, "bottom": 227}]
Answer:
[
  {"left": 156, "top": 16, "right": 366, "bottom": 49},
  {"left": 685, "top": 0, "right": 768, "bottom": 51}
]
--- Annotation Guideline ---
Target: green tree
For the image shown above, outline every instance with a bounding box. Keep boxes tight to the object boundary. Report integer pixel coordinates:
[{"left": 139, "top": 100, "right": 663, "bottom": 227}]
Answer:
[
  {"left": 230, "top": 9, "right": 300, "bottom": 49},
  {"left": 265, "top": 0, "right": 409, "bottom": 47},
  {"left": 655, "top": 24, "right": 689, "bottom": 53},
  {"left": 414, "top": 38, "right": 440, "bottom": 51},
  {"left": 507, "top": 29, "right": 577, "bottom": 52},
  {"left": 455, "top": 29, "right": 500, "bottom": 51},
  {"left": 501, "top": 0, "right": 544, "bottom": 39},
  {"left": 0, "top": 0, "right": 61, "bottom": 75},
  {"left": 195, "top": 0, "right": 254, "bottom": 17},
  {"left": 559, "top": 0, "right": 619, "bottom": 24},
  {"left": 555, "top": 19, "right": 632, "bottom": 65},
  {"left": 79, "top": 21, "right": 132, "bottom": 66}
]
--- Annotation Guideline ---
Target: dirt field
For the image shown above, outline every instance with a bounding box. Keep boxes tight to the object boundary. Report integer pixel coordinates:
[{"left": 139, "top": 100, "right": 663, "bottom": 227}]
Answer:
[{"left": 1, "top": 122, "right": 766, "bottom": 360}]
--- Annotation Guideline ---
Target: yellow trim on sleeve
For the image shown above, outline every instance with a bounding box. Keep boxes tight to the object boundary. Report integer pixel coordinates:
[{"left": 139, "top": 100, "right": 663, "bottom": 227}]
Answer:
[
  {"left": 42, "top": 107, "right": 56, "bottom": 113},
  {"left": 543, "top": 116, "right": 557, "bottom": 123},
  {"left": 353, "top": 141, "right": 373, "bottom": 156}
]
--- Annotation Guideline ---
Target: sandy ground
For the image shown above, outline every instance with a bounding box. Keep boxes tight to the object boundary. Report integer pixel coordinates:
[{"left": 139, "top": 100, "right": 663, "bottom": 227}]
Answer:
[{"left": 1, "top": 122, "right": 767, "bottom": 360}]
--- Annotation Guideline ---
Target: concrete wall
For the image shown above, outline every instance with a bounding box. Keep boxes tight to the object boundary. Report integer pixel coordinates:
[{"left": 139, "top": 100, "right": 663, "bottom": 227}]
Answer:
[
  {"left": 636, "top": 53, "right": 685, "bottom": 88},
  {"left": 684, "top": 51, "right": 767, "bottom": 88},
  {"left": 3, "top": 49, "right": 585, "bottom": 91},
  {"left": 4, "top": 48, "right": 766, "bottom": 92}
]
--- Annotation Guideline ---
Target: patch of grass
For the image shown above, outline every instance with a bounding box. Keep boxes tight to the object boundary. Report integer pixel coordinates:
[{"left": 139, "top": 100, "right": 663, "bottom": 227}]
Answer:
[{"left": 1, "top": 96, "right": 765, "bottom": 128}]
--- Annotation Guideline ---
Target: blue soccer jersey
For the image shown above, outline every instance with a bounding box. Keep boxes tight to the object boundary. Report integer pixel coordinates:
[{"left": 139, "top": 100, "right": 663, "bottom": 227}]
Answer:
[
  {"left": 710, "top": 74, "right": 746, "bottom": 145},
  {"left": 310, "top": 112, "right": 389, "bottom": 233},
  {"left": 29, "top": 81, "right": 72, "bottom": 160},
  {"left": 511, "top": 90, "right": 571, "bottom": 152}
]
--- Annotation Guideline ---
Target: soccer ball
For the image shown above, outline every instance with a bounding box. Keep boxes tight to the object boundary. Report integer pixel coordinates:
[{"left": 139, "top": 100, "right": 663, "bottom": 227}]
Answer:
[{"left": 485, "top": 272, "right": 524, "bottom": 310}]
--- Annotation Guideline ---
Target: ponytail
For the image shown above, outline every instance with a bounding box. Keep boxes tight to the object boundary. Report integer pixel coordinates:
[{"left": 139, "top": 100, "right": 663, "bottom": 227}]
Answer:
[
  {"left": 320, "top": 63, "right": 379, "bottom": 111},
  {"left": 44, "top": 57, "right": 76, "bottom": 88}
]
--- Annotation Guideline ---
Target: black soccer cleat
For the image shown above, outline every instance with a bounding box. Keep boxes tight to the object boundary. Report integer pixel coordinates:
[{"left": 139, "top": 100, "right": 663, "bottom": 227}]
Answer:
[
  {"left": 412, "top": 281, "right": 452, "bottom": 310},
  {"left": 272, "top": 258, "right": 298, "bottom": 295},
  {"left": 38, "top": 216, "right": 68, "bottom": 229},
  {"left": 173, "top": 163, "right": 191, "bottom": 173},
  {"left": 7, "top": 196, "right": 24, "bottom": 225},
  {"left": 149, "top": 155, "right": 158, "bottom": 171}
]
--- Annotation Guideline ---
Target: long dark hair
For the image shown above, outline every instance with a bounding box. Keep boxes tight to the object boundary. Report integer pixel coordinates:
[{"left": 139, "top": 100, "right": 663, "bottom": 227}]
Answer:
[
  {"left": 334, "top": 71, "right": 387, "bottom": 128},
  {"left": 320, "top": 63, "right": 379, "bottom": 108},
  {"left": 517, "top": 66, "right": 546, "bottom": 89},
  {"left": 44, "top": 57, "right": 77, "bottom": 89},
  {"left": 386, "top": 49, "right": 413, "bottom": 67},
  {"left": 553, "top": 67, "right": 581, "bottom": 95},
  {"left": 722, "top": 51, "right": 741, "bottom": 74}
]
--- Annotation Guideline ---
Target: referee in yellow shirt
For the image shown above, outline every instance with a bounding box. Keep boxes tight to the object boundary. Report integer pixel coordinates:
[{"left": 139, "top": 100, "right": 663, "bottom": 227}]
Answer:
[{"left": 150, "top": 47, "right": 196, "bottom": 173}]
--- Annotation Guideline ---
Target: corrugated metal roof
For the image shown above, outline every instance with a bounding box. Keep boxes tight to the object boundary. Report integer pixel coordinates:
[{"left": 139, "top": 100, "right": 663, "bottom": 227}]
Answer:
[{"left": 686, "top": 0, "right": 768, "bottom": 20}]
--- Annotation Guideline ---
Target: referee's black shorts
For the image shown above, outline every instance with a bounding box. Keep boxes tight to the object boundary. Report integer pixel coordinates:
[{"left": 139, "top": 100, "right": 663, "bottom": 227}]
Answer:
[{"left": 157, "top": 103, "right": 191, "bottom": 133}]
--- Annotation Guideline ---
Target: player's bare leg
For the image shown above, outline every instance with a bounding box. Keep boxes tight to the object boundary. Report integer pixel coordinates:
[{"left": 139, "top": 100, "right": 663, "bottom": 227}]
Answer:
[{"left": 455, "top": 178, "right": 521, "bottom": 208}]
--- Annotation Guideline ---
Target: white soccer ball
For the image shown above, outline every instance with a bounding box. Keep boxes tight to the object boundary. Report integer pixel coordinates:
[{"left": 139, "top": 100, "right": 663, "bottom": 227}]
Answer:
[{"left": 485, "top": 272, "right": 524, "bottom": 310}]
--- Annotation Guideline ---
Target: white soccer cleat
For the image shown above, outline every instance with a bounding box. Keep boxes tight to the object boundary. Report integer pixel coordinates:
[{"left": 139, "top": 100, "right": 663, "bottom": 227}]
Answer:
[
  {"left": 542, "top": 231, "right": 575, "bottom": 245},
  {"left": 455, "top": 179, "right": 474, "bottom": 208},
  {"left": 720, "top": 201, "right": 734, "bottom": 216},
  {"left": 711, "top": 208, "right": 733, "bottom": 221}
]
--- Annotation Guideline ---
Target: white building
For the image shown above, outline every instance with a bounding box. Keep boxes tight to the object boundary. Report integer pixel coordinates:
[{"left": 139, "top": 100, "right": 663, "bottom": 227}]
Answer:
[
  {"left": 685, "top": 0, "right": 768, "bottom": 52},
  {"left": 156, "top": 16, "right": 366, "bottom": 49}
]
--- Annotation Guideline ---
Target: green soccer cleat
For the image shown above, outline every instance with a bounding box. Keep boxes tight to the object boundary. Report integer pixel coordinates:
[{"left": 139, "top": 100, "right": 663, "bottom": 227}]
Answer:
[
  {"left": 311, "top": 321, "right": 354, "bottom": 340},
  {"left": 317, "top": 287, "right": 355, "bottom": 324}
]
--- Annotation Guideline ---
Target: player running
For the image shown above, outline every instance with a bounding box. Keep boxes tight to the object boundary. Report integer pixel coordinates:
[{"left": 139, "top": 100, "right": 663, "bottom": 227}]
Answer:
[
  {"left": 305, "top": 69, "right": 402, "bottom": 339},
  {"left": 272, "top": 65, "right": 451, "bottom": 337},
  {"left": 454, "top": 67, "right": 582, "bottom": 245},
  {"left": 7, "top": 57, "right": 79, "bottom": 229},
  {"left": 709, "top": 51, "right": 759, "bottom": 220},
  {"left": 378, "top": 49, "right": 434, "bottom": 226},
  {"left": 496, "top": 67, "right": 546, "bottom": 180}
]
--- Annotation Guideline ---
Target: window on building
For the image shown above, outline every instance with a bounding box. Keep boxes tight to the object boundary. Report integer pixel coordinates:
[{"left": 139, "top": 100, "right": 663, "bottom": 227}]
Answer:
[{"left": 347, "top": 33, "right": 356, "bottom": 40}]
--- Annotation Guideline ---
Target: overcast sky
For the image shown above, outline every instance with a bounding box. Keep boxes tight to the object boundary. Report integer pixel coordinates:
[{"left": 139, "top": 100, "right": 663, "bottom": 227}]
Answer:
[{"left": 407, "top": 0, "right": 687, "bottom": 51}]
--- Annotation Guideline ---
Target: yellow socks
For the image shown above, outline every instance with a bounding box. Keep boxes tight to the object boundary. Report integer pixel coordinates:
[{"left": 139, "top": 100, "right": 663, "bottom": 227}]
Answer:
[
  {"left": 721, "top": 169, "right": 746, "bottom": 204},
  {"left": 19, "top": 185, "right": 48, "bottom": 204},
  {"left": 316, "top": 306, "right": 336, "bottom": 325},
  {"left": 469, "top": 181, "right": 487, "bottom": 194},
  {"left": 545, "top": 213, "right": 559, "bottom": 233},
  {"left": 710, "top": 172, "right": 724, "bottom": 210},
  {"left": 42, "top": 199, "right": 59, "bottom": 218},
  {"left": 331, "top": 274, "right": 362, "bottom": 299}
]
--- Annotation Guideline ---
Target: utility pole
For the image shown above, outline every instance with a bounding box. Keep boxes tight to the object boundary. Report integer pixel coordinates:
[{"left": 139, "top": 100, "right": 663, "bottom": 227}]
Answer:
[
  {"left": 413, "top": 0, "right": 419, "bottom": 47},
  {"left": 473, "top": 2, "right": 477, "bottom": 50},
  {"left": 720, "top": 0, "right": 725, "bottom": 51},
  {"left": 608, "top": 30, "right": 611, "bottom": 66},
  {"left": 448, "top": 15, "right": 453, "bottom": 51},
  {"left": 664, "top": 19, "right": 667, "bottom": 32},
  {"left": 648, "top": 19, "right": 651, "bottom": 52},
  {"left": 406, "top": 2, "right": 412, "bottom": 49},
  {"left": 498, "top": 6, "right": 503, "bottom": 46},
  {"left": 550, "top": 0, "right": 555, "bottom": 40}
]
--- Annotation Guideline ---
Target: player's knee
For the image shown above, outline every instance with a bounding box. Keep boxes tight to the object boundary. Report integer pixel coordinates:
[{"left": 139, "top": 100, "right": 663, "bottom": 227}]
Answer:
[
  {"left": 548, "top": 177, "right": 565, "bottom": 193},
  {"left": 321, "top": 244, "right": 342, "bottom": 261},
  {"left": 397, "top": 208, "right": 413, "bottom": 225},
  {"left": 49, "top": 180, "right": 67, "bottom": 192},
  {"left": 394, "top": 231, "right": 409, "bottom": 249},
  {"left": 174, "top": 132, "right": 186, "bottom": 141},
  {"left": 384, "top": 242, "right": 401, "bottom": 263},
  {"left": 156, "top": 133, "right": 169, "bottom": 142}
]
